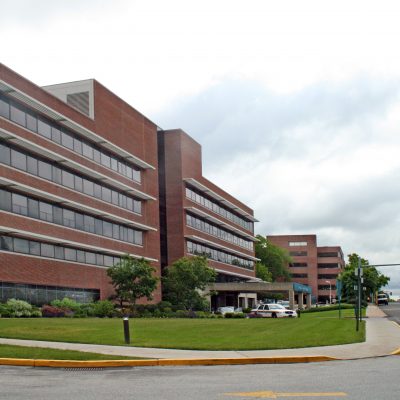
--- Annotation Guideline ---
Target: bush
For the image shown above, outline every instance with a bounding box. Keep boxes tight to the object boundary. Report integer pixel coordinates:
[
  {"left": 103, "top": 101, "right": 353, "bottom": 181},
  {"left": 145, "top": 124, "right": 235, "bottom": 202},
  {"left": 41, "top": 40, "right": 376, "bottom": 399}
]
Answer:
[
  {"left": 51, "top": 298, "right": 81, "bottom": 313},
  {"left": 224, "top": 312, "right": 235, "bottom": 318},
  {"left": 0, "top": 303, "right": 10, "bottom": 317},
  {"left": 157, "top": 301, "right": 173, "bottom": 311},
  {"left": 30, "top": 309, "right": 42, "bottom": 318},
  {"left": 93, "top": 300, "right": 115, "bottom": 318},
  {"left": 195, "top": 311, "right": 207, "bottom": 318},
  {"left": 7, "top": 299, "right": 32, "bottom": 317},
  {"left": 301, "top": 304, "right": 355, "bottom": 313},
  {"left": 41, "top": 305, "right": 65, "bottom": 317},
  {"left": 175, "top": 310, "right": 188, "bottom": 318}
]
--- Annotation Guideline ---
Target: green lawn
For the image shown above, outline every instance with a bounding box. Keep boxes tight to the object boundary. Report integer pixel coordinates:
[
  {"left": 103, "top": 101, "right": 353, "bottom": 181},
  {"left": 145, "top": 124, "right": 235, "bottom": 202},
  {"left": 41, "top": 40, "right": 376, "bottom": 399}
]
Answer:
[
  {"left": 0, "top": 344, "right": 136, "bottom": 360},
  {"left": 0, "top": 310, "right": 365, "bottom": 351}
]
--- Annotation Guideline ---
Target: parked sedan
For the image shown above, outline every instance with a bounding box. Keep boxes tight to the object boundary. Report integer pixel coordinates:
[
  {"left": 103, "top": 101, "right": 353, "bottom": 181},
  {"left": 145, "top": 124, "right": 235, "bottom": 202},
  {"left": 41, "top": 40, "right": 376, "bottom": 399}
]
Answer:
[{"left": 249, "top": 303, "right": 297, "bottom": 318}]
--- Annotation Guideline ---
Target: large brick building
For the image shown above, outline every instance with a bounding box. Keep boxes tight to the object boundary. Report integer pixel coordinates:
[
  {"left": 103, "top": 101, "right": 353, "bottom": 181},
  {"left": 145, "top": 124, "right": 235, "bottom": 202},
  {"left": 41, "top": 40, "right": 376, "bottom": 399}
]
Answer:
[
  {"left": 0, "top": 64, "right": 257, "bottom": 305},
  {"left": 267, "top": 234, "right": 345, "bottom": 303},
  {"left": 158, "top": 129, "right": 258, "bottom": 308},
  {"left": 0, "top": 64, "right": 161, "bottom": 304}
]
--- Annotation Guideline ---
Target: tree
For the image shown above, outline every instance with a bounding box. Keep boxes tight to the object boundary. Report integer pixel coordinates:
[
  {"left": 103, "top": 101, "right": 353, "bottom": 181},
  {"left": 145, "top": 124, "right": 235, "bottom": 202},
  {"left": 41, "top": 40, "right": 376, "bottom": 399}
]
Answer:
[
  {"left": 162, "top": 256, "right": 217, "bottom": 311},
  {"left": 339, "top": 253, "right": 390, "bottom": 303},
  {"left": 107, "top": 255, "right": 158, "bottom": 312},
  {"left": 255, "top": 262, "right": 272, "bottom": 282},
  {"left": 255, "top": 235, "right": 292, "bottom": 281}
]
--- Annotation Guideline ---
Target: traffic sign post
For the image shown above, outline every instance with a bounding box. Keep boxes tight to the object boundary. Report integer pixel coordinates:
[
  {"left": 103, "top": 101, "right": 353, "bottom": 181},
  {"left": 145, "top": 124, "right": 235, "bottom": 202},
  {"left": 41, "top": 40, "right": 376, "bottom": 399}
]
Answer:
[{"left": 336, "top": 279, "right": 342, "bottom": 319}]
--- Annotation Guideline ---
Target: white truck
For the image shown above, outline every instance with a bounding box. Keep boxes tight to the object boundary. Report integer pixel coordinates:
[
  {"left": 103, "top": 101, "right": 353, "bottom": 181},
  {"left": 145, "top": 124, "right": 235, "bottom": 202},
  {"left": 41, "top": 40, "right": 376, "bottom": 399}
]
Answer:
[{"left": 377, "top": 293, "right": 389, "bottom": 306}]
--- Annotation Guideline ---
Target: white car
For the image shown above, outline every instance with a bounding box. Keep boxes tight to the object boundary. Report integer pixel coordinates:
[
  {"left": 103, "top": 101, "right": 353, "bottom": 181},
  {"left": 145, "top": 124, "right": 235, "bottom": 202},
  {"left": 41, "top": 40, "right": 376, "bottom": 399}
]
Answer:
[{"left": 250, "top": 303, "right": 297, "bottom": 318}]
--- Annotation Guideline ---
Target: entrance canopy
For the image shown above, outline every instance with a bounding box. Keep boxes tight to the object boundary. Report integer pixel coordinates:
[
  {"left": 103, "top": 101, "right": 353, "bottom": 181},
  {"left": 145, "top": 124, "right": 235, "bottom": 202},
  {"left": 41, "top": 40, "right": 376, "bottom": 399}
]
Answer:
[{"left": 207, "top": 281, "right": 313, "bottom": 310}]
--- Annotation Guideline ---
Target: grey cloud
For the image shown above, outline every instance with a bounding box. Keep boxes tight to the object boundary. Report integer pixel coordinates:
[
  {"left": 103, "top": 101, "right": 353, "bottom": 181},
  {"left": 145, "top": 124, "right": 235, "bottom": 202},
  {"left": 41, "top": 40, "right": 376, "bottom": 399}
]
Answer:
[{"left": 155, "top": 76, "right": 400, "bottom": 168}]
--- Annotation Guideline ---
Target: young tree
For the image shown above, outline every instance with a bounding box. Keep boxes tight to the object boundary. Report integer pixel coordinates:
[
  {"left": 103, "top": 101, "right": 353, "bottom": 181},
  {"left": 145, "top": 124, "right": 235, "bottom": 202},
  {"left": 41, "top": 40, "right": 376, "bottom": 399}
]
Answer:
[
  {"left": 162, "top": 256, "right": 217, "bottom": 311},
  {"left": 255, "top": 262, "right": 272, "bottom": 282},
  {"left": 255, "top": 235, "right": 292, "bottom": 281},
  {"left": 107, "top": 255, "right": 158, "bottom": 312},
  {"left": 339, "top": 253, "right": 390, "bottom": 302}
]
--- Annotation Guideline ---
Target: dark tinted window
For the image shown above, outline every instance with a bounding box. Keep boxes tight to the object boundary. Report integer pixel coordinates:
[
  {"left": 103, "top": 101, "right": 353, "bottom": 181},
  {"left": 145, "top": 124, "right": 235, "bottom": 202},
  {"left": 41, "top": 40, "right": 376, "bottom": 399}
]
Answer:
[
  {"left": 0, "top": 189, "right": 12, "bottom": 212},
  {"left": 0, "top": 96, "right": 10, "bottom": 118},
  {"left": 37, "top": 118, "right": 51, "bottom": 139},
  {"left": 10, "top": 103, "right": 26, "bottom": 126},
  {"left": 11, "top": 149, "right": 27, "bottom": 171}
]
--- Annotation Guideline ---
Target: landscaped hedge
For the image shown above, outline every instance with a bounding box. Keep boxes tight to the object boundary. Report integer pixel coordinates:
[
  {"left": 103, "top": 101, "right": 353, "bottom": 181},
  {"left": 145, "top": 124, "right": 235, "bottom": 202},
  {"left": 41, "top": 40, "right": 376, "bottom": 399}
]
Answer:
[
  {"left": 0, "top": 298, "right": 227, "bottom": 319},
  {"left": 300, "top": 304, "right": 356, "bottom": 313}
]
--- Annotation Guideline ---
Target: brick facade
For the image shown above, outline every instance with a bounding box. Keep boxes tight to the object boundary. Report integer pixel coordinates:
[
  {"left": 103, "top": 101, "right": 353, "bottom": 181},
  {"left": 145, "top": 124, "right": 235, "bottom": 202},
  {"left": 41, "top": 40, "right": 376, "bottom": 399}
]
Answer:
[
  {"left": 267, "top": 234, "right": 345, "bottom": 302},
  {"left": 0, "top": 63, "right": 161, "bottom": 303}
]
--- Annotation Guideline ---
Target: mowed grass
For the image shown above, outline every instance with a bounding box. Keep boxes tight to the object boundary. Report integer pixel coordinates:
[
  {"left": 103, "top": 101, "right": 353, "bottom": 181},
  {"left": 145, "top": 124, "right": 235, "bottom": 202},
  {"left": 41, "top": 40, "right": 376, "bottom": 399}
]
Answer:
[
  {"left": 0, "top": 310, "right": 365, "bottom": 351},
  {"left": 0, "top": 344, "right": 137, "bottom": 360}
]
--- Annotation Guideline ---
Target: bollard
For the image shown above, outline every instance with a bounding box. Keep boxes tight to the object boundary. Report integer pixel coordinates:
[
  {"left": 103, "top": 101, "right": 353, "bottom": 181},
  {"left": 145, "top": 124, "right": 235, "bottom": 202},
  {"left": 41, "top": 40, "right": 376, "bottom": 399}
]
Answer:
[{"left": 123, "top": 317, "right": 130, "bottom": 344}]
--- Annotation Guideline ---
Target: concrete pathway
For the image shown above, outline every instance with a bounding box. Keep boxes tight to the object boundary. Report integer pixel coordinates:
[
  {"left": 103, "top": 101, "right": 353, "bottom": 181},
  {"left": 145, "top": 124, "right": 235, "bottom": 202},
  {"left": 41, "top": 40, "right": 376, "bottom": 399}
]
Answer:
[{"left": 0, "top": 305, "right": 399, "bottom": 360}]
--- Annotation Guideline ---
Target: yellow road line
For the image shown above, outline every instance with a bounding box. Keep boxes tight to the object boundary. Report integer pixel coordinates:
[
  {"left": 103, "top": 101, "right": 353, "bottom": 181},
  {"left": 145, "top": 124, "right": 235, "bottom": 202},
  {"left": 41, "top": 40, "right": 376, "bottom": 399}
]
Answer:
[{"left": 224, "top": 391, "right": 347, "bottom": 398}]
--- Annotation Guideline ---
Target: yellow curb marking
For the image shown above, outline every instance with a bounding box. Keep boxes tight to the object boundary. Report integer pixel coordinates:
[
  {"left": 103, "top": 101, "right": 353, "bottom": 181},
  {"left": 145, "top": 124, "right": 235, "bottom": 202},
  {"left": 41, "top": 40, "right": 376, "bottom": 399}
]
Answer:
[{"left": 224, "top": 391, "right": 347, "bottom": 398}]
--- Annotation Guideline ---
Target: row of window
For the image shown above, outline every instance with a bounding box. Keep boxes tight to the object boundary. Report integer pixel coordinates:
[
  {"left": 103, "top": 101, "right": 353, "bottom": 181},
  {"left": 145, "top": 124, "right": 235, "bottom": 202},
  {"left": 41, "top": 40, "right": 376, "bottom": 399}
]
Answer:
[
  {"left": 318, "top": 274, "right": 338, "bottom": 280},
  {"left": 318, "top": 252, "right": 340, "bottom": 258},
  {"left": 318, "top": 285, "right": 337, "bottom": 290},
  {"left": 0, "top": 282, "right": 100, "bottom": 305},
  {"left": 292, "top": 273, "right": 308, "bottom": 278},
  {"left": 186, "top": 240, "right": 254, "bottom": 270},
  {"left": 0, "top": 188, "right": 143, "bottom": 245},
  {"left": 0, "top": 141, "right": 142, "bottom": 214},
  {"left": 291, "top": 262, "right": 308, "bottom": 268},
  {"left": 289, "top": 251, "right": 307, "bottom": 257},
  {"left": 0, "top": 92, "right": 141, "bottom": 183},
  {"left": 0, "top": 235, "right": 121, "bottom": 268},
  {"left": 289, "top": 241, "right": 308, "bottom": 247},
  {"left": 318, "top": 263, "right": 341, "bottom": 269},
  {"left": 185, "top": 187, "right": 253, "bottom": 231},
  {"left": 186, "top": 213, "right": 253, "bottom": 251}
]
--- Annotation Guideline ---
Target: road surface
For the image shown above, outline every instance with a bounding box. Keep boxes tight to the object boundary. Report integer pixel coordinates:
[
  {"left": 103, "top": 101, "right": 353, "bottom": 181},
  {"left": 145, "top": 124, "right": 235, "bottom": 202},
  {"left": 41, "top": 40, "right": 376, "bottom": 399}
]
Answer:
[{"left": 1, "top": 356, "right": 400, "bottom": 399}]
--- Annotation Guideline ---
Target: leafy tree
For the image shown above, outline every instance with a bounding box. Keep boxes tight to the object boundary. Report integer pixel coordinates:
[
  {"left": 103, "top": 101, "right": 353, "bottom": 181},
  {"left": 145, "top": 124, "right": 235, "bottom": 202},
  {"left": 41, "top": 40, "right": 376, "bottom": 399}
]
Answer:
[
  {"left": 255, "top": 262, "right": 272, "bottom": 282},
  {"left": 107, "top": 255, "right": 158, "bottom": 312},
  {"left": 339, "top": 253, "right": 390, "bottom": 302},
  {"left": 162, "top": 256, "right": 217, "bottom": 311},
  {"left": 255, "top": 235, "right": 292, "bottom": 281}
]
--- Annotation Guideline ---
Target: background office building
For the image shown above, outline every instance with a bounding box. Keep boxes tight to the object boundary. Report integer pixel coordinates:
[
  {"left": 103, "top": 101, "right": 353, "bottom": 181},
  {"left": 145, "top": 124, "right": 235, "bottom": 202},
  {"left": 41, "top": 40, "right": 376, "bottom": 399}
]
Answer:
[
  {"left": 267, "top": 234, "right": 345, "bottom": 303},
  {"left": 158, "top": 129, "right": 259, "bottom": 308},
  {"left": 0, "top": 64, "right": 161, "bottom": 305}
]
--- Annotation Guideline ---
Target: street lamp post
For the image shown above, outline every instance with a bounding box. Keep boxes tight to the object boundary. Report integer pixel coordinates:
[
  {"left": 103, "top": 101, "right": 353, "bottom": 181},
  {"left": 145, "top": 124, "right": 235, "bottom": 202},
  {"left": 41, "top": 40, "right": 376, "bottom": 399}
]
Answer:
[{"left": 325, "top": 280, "right": 332, "bottom": 304}]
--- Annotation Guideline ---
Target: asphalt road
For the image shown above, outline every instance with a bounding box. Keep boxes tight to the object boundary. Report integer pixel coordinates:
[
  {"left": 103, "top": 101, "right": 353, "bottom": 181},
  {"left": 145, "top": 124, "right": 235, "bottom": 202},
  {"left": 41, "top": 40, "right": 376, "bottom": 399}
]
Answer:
[
  {"left": 379, "top": 302, "right": 400, "bottom": 324},
  {"left": 1, "top": 356, "right": 400, "bottom": 399}
]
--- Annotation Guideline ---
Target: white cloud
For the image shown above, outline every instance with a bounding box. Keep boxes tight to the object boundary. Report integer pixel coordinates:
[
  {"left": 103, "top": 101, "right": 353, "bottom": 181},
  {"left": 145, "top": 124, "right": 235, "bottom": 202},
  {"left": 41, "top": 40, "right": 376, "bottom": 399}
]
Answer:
[{"left": 2, "top": 0, "right": 400, "bottom": 287}]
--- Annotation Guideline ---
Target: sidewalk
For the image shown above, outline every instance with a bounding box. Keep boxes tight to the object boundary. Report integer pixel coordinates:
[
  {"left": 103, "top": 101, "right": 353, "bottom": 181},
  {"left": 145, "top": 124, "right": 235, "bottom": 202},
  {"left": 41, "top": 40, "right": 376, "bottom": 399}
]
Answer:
[{"left": 0, "top": 304, "right": 399, "bottom": 362}]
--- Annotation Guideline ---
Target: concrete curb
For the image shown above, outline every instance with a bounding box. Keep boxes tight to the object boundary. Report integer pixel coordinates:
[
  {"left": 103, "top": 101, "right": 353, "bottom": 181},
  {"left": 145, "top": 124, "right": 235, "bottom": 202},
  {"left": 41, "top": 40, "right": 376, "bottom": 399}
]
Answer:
[{"left": 0, "top": 355, "right": 339, "bottom": 368}]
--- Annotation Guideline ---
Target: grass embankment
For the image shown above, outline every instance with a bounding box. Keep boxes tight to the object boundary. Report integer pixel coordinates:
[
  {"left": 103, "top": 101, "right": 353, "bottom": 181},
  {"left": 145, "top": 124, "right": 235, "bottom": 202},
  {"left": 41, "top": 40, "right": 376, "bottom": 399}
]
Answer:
[
  {"left": 0, "top": 344, "right": 135, "bottom": 360},
  {"left": 0, "top": 309, "right": 365, "bottom": 351}
]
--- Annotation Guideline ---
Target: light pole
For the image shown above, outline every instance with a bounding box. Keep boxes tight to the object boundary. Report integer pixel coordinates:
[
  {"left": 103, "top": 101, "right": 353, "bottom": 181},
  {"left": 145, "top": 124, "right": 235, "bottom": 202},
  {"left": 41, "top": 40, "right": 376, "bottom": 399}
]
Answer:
[{"left": 325, "top": 280, "right": 332, "bottom": 304}]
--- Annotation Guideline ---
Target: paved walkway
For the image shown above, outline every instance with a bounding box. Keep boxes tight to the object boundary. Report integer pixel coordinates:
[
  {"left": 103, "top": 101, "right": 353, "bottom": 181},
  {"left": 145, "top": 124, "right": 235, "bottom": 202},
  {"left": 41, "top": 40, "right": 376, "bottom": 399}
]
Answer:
[{"left": 0, "top": 305, "right": 399, "bottom": 360}]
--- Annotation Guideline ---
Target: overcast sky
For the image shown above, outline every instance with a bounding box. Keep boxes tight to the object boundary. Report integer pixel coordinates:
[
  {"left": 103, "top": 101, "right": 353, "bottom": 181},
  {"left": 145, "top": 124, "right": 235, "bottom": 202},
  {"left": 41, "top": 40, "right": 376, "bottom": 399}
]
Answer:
[{"left": 2, "top": 0, "right": 400, "bottom": 289}]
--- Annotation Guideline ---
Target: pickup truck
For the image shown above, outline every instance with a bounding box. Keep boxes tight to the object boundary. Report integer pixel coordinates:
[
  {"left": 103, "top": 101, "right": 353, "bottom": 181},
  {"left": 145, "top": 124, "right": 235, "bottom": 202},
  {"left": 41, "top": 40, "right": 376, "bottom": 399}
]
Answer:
[{"left": 377, "top": 293, "right": 389, "bottom": 306}]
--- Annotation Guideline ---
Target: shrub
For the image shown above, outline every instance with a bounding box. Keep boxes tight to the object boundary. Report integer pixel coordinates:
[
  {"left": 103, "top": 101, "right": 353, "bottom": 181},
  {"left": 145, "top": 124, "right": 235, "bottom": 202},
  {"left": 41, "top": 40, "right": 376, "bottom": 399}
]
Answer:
[
  {"left": 224, "top": 312, "right": 234, "bottom": 318},
  {"left": 175, "top": 310, "right": 188, "bottom": 318},
  {"left": 41, "top": 305, "right": 65, "bottom": 317},
  {"left": 51, "top": 298, "right": 81, "bottom": 313},
  {"left": 195, "top": 311, "right": 207, "bottom": 318},
  {"left": 30, "top": 309, "right": 42, "bottom": 318},
  {"left": 93, "top": 300, "right": 115, "bottom": 318},
  {"left": 301, "top": 304, "right": 355, "bottom": 313},
  {"left": 6, "top": 299, "right": 32, "bottom": 317},
  {"left": 157, "top": 301, "right": 173, "bottom": 311},
  {"left": 0, "top": 303, "right": 10, "bottom": 317}
]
